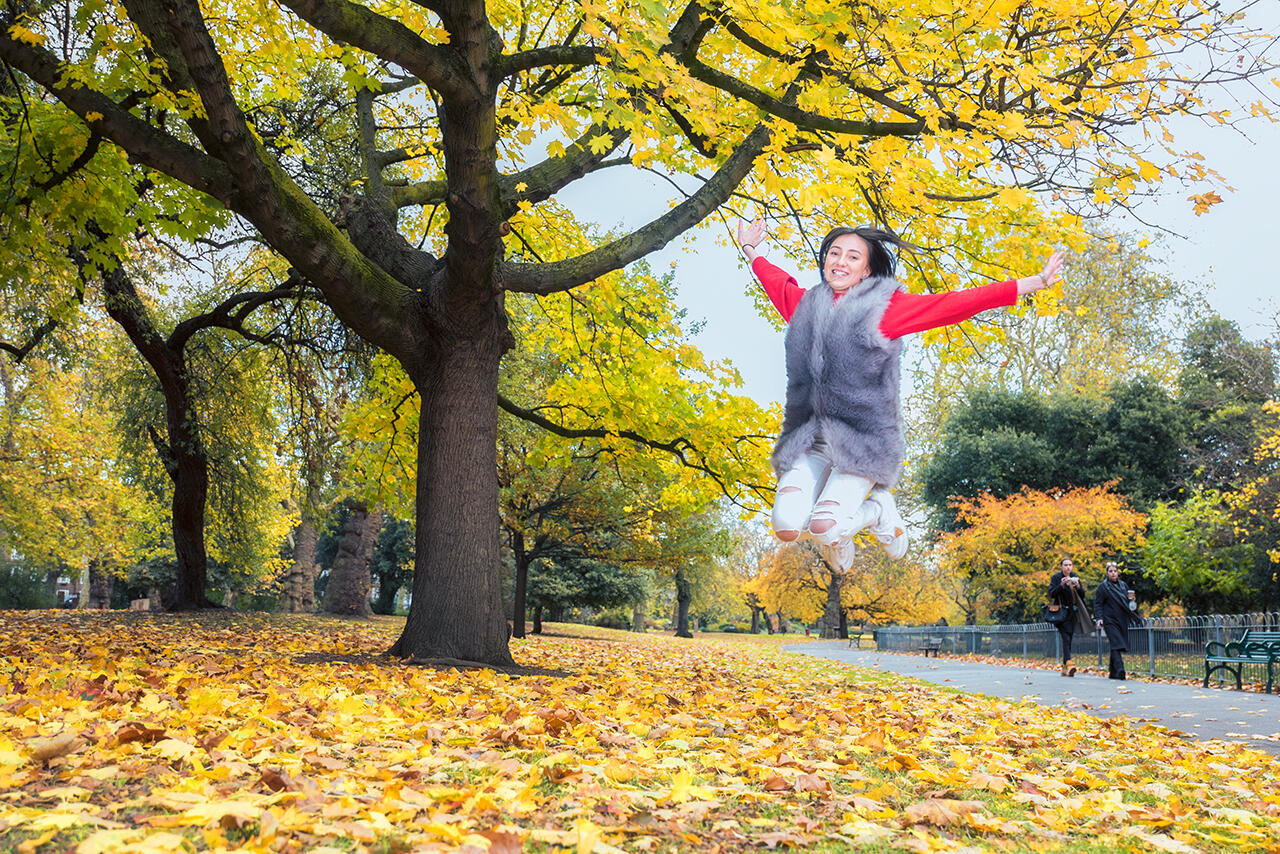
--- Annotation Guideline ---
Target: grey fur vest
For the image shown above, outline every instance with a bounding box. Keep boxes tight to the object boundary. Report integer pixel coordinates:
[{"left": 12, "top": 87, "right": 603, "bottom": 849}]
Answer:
[{"left": 771, "top": 276, "right": 904, "bottom": 486}]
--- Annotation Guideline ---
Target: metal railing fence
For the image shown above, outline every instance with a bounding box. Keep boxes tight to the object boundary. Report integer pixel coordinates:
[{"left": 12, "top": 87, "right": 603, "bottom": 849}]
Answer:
[{"left": 871, "top": 612, "right": 1280, "bottom": 685}]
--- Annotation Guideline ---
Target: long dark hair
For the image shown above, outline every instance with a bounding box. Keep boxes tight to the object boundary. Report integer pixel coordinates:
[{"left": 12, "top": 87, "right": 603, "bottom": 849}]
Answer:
[{"left": 817, "top": 225, "right": 917, "bottom": 281}]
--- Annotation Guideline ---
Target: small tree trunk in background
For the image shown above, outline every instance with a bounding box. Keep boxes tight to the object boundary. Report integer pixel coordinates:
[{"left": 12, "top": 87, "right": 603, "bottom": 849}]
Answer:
[
  {"left": 749, "top": 606, "right": 762, "bottom": 634},
  {"left": 674, "top": 569, "right": 693, "bottom": 638},
  {"left": 511, "top": 531, "right": 528, "bottom": 639},
  {"left": 87, "top": 561, "right": 113, "bottom": 609},
  {"left": 776, "top": 611, "right": 789, "bottom": 634},
  {"left": 532, "top": 605, "right": 543, "bottom": 634},
  {"left": 631, "top": 598, "right": 646, "bottom": 632},
  {"left": 322, "top": 501, "right": 373, "bottom": 617},
  {"left": 278, "top": 519, "right": 319, "bottom": 613},
  {"left": 821, "top": 573, "right": 843, "bottom": 639},
  {"left": 363, "top": 508, "right": 383, "bottom": 571}
]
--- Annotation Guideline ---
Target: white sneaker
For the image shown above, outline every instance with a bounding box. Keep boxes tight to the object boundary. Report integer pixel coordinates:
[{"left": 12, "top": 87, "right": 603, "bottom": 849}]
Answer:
[
  {"left": 866, "top": 489, "right": 909, "bottom": 559},
  {"left": 822, "top": 537, "right": 858, "bottom": 571}
]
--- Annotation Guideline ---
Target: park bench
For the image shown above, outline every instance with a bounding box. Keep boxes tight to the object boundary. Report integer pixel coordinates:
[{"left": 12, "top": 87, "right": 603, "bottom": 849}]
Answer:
[
  {"left": 1204, "top": 629, "right": 1280, "bottom": 693},
  {"left": 847, "top": 630, "right": 865, "bottom": 649},
  {"left": 919, "top": 636, "right": 943, "bottom": 657}
]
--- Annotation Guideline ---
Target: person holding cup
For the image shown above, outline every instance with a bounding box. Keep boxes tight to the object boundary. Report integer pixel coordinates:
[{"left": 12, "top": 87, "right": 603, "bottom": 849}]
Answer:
[{"left": 1094, "top": 561, "right": 1141, "bottom": 679}]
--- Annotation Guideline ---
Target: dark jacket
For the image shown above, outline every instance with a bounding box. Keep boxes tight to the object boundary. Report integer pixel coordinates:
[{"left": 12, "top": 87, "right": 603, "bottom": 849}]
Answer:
[
  {"left": 1094, "top": 578, "right": 1141, "bottom": 651},
  {"left": 773, "top": 276, "right": 904, "bottom": 485},
  {"left": 1048, "top": 571, "right": 1090, "bottom": 634}
]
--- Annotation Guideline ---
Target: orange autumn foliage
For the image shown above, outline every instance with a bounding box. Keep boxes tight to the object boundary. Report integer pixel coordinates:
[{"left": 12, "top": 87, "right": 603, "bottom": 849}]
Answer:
[{"left": 936, "top": 484, "right": 1147, "bottom": 622}]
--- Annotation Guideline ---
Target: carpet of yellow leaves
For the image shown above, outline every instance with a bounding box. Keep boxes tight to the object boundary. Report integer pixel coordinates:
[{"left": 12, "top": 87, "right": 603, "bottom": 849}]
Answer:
[{"left": 2, "top": 611, "right": 1278, "bottom": 853}]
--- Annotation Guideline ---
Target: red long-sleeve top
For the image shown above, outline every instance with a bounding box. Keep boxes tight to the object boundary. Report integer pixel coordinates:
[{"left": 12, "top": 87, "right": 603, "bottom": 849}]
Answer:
[{"left": 751, "top": 256, "right": 1019, "bottom": 338}]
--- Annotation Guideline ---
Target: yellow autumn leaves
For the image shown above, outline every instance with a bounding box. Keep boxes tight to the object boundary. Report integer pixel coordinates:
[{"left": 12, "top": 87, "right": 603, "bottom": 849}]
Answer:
[{"left": 2, "top": 611, "right": 1278, "bottom": 853}]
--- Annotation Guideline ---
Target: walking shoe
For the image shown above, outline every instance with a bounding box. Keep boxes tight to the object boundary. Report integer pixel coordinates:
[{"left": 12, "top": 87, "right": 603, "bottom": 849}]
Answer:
[{"left": 866, "top": 489, "right": 909, "bottom": 559}]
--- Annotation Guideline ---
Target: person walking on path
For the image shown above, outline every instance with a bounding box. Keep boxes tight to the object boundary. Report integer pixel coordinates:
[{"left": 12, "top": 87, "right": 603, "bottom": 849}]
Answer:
[
  {"left": 1094, "top": 561, "right": 1141, "bottom": 679},
  {"left": 1048, "top": 557, "right": 1089, "bottom": 677},
  {"left": 736, "top": 217, "right": 1063, "bottom": 570}
]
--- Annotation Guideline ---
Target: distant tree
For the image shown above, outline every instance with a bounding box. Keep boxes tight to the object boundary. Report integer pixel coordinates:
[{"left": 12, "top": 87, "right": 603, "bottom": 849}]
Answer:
[
  {"left": 936, "top": 484, "right": 1147, "bottom": 623},
  {"left": 910, "top": 229, "right": 1196, "bottom": 408},
  {"left": 371, "top": 517, "right": 414, "bottom": 615},
  {"left": 102, "top": 253, "right": 302, "bottom": 609},
  {"left": 1221, "top": 400, "right": 1280, "bottom": 611},
  {"left": 920, "top": 380, "right": 1187, "bottom": 529},
  {"left": 527, "top": 551, "right": 648, "bottom": 631},
  {"left": 1141, "top": 491, "right": 1255, "bottom": 614},
  {"left": 317, "top": 499, "right": 377, "bottom": 617},
  {"left": 747, "top": 539, "right": 943, "bottom": 632},
  {"left": 1179, "top": 316, "right": 1278, "bottom": 491}
]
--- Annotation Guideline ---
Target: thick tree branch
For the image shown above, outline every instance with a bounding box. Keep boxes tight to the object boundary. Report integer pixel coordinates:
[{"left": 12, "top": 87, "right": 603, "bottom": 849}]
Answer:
[
  {"left": 0, "top": 30, "right": 235, "bottom": 203},
  {"left": 497, "top": 44, "right": 603, "bottom": 78},
  {"left": 499, "top": 123, "right": 770, "bottom": 294},
  {"left": 681, "top": 54, "right": 929, "bottom": 137},
  {"left": 391, "top": 122, "right": 627, "bottom": 212},
  {"left": 61, "top": 0, "right": 424, "bottom": 358},
  {"left": 497, "top": 124, "right": 628, "bottom": 216},
  {"left": 274, "top": 0, "right": 471, "bottom": 100}
]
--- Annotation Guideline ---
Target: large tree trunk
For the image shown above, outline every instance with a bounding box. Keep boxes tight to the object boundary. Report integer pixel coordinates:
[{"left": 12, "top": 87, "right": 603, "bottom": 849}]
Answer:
[
  {"left": 278, "top": 519, "right": 319, "bottom": 613},
  {"left": 674, "top": 568, "right": 693, "bottom": 638},
  {"left": 389, "top": 336, "right": 513, "bottom": 664},
  {"left": 511, "top": 530, "right": 528, "bottom": 639},
  {"left": 322, "top": 501, "right": 373, "bottom": 617}
]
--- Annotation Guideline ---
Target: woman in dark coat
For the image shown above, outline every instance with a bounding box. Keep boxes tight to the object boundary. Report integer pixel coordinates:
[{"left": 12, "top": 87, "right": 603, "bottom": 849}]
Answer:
[
  {"left": 1047, "top": 557, "right": 1088, "bottom": 676},
  {"left": 1094, "top": 562, "right": 1141, "bottom": 679}
]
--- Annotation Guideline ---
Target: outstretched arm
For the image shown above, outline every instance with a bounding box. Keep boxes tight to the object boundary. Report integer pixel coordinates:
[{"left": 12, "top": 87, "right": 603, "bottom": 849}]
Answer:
[
  {"left": 736, "top": 218, "right": 807, "bottom": 322},
  {"left": 880, "top": 248, "right": 1065, "bottom": 338}
]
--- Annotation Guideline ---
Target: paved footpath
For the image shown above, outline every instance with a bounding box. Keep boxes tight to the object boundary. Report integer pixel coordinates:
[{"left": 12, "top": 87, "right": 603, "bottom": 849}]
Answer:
[{"left": 786, "top": 641, "right": 1280, "bottom": 756}]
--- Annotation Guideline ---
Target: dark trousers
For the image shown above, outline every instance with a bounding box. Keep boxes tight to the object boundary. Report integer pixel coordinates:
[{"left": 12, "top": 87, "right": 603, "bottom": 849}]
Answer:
[
  {"left": 1057, "top": 628, "right": 1074, "bottom": 663},
  {"left": 1108, "top": 648, "right": 1125, "bottom": 679}
]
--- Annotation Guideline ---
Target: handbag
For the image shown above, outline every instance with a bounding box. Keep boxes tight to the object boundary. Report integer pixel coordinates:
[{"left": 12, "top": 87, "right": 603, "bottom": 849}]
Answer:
[{"left": 1042, "top": 603, "right": 1068, "bottom": 624}]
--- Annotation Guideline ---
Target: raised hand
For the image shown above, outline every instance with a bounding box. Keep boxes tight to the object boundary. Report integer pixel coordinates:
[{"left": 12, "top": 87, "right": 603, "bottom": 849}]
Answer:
[
  {"left": 1016, "top": 250, "right": 1064, "bottom": 295},
  {"left": 736, "top": 217, "right": 767, "bottom": 260}
]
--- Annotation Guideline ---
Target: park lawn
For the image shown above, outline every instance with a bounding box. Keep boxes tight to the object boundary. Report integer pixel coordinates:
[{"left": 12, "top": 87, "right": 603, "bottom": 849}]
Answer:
[{"left": 1, "top": 612, "right": 1277, "bottom": 853}]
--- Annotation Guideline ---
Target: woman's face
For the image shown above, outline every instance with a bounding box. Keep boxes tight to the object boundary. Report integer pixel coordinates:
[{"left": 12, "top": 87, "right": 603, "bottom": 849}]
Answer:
[
  {"left": 823, "top": 233, "right": 872, "bottom": 293},
  {"left": 1106, "top": 564, "right": 1119, "bottom": 582}
]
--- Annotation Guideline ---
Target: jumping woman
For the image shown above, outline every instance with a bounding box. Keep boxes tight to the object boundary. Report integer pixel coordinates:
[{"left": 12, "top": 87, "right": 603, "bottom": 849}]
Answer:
[{"left": 738, "top": 218, "right": 1063, "bottom": 568}]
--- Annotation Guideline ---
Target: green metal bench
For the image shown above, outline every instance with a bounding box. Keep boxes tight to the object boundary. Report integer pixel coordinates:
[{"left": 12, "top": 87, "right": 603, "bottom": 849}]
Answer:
[{"left": 1204, "top": 629, "right": 1280, "bottom": 693}]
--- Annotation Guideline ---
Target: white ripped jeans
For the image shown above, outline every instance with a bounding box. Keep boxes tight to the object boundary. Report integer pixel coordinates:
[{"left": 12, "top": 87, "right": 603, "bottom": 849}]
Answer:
[{"left": 771, "top": 442, "right": 876, "bottom": 547}]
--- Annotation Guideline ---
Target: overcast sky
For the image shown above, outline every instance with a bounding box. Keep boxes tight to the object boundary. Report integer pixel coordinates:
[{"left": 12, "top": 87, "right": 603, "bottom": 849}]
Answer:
[{"left": 557, "top": 37, "right": 1280, "bottom": 406}]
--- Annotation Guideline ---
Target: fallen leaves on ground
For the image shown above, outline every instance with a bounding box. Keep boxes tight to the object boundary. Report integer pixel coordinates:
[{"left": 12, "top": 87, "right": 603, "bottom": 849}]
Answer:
[{"left": 1, "top": 611, "right": 1278, "bottom": 853}]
